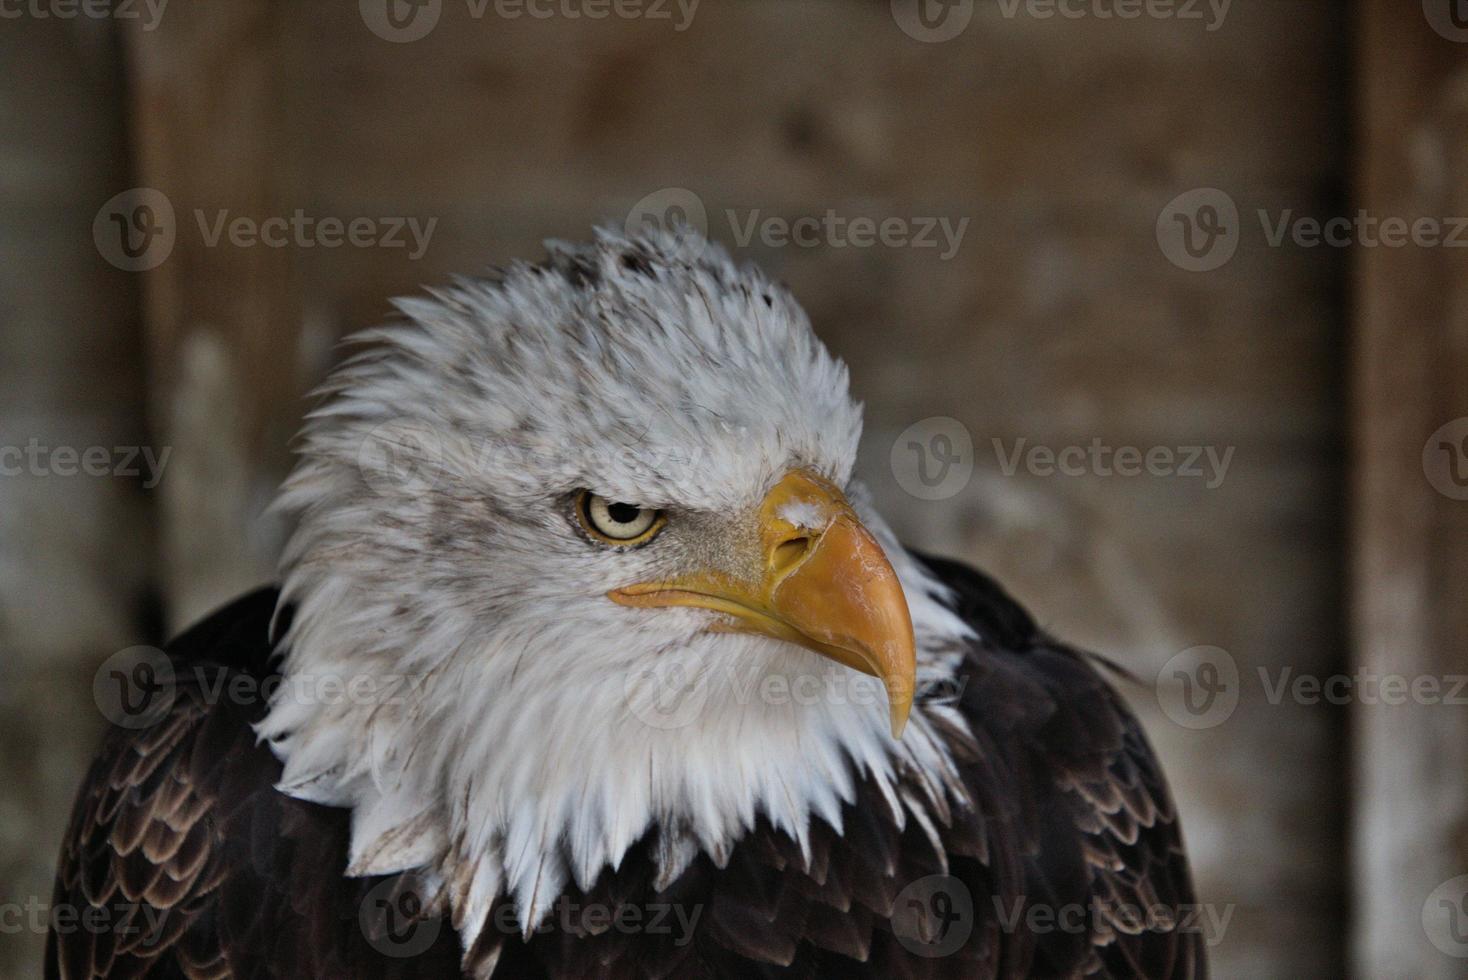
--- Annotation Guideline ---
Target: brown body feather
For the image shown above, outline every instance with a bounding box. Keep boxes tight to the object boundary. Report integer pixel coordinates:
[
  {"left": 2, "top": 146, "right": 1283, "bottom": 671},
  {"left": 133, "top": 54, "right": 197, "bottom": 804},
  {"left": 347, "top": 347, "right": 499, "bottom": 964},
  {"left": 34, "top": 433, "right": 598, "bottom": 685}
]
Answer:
[{"left": 47, "top": 557, "right": 1206, "bottom": 979}]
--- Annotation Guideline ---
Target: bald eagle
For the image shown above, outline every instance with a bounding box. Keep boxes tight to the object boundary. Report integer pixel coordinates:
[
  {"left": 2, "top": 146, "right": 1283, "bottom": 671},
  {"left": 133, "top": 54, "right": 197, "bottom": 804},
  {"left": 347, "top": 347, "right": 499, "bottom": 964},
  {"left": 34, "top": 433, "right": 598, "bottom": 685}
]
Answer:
[{"left": 48, "top": 227, "right": 1205, "bottom": 979}]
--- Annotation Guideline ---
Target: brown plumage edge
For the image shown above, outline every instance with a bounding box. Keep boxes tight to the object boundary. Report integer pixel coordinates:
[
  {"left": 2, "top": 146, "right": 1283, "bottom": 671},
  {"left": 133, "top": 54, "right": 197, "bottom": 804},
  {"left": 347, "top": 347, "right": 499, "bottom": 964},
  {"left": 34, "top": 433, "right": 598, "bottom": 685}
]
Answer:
[{"left": 45, "top": 553, "right": 1208, "bottom": 979}]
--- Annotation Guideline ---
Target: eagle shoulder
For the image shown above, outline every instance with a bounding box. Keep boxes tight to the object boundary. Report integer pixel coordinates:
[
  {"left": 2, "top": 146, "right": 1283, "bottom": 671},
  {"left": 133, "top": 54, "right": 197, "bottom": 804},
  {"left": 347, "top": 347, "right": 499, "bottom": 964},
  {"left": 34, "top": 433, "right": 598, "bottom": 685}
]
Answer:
[
  {"left": 916, "top": 550, "right": 1209, "bottom": 979},
  {"left": 47, "top": 569, "right": 1207, "bottom": 979},
  {"left": 44, "top": 588, "right": 464, "bottom": 980}
]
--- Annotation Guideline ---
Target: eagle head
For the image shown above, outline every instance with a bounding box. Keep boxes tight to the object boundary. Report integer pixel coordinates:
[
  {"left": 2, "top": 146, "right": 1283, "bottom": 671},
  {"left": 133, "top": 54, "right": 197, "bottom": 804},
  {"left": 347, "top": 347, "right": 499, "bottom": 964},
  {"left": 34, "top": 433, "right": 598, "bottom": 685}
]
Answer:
[{"left": 256, "top": 224, "right": 971, "bottom": 943}]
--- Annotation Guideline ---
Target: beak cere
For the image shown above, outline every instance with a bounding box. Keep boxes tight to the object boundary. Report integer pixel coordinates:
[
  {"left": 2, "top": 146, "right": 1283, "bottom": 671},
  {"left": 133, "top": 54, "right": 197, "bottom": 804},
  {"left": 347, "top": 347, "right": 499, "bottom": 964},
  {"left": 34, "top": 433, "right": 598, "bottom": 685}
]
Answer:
[{"left": 608, "top": 470, "right": 918, "bottom": 737}]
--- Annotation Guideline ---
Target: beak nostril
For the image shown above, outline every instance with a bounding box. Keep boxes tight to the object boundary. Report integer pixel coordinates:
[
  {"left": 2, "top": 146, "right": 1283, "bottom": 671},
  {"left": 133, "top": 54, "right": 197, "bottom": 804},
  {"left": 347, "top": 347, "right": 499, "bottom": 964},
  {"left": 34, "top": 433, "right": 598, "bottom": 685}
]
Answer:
[{"left": 771, "top": 536, "right": 812, "bottom": 575}]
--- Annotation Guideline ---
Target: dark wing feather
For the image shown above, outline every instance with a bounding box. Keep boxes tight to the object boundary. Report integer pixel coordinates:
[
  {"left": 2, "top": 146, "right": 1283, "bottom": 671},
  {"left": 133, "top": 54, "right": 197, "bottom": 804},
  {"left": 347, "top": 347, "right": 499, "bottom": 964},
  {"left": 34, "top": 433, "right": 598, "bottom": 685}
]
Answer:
[
  {"left": 49, "top": 558, "right": 1204, "bottom": 979},
  {"left": 917, "top": 551, "right": 1208, "bottom": 979},
  {"left": 45, "top": 588, "right": 465, "bottom": 980}
]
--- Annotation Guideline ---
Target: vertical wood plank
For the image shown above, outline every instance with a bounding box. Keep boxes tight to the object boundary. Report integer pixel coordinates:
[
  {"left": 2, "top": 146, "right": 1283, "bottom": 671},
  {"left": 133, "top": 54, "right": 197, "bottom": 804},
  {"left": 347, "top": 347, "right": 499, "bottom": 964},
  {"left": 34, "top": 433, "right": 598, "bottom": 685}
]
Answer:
[
  {"left": 122, "top": 1, "right": 304, "bottom": 628},
  {"left": 1354, "top": 3, "right": 1468, "bottom": 976},
  {"left": 0, "top": 18, "right": 155, "bottom": 979}
]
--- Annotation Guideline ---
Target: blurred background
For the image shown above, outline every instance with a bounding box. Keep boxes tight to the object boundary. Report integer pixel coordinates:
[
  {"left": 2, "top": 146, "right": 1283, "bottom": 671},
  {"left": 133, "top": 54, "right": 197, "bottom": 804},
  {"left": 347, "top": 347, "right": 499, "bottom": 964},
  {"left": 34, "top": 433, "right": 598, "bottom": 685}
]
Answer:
[{"left": 2, "top": 1, "right": 1466, "bottom": 976}]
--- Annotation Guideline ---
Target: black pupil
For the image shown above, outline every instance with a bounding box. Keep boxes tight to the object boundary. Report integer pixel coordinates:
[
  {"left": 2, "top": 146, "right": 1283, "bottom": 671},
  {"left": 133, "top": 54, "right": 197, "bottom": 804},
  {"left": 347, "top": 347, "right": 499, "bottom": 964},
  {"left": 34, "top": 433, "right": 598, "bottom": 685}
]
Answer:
[{"left": 606, "top": 502, "right": 641, "bottom": 525}]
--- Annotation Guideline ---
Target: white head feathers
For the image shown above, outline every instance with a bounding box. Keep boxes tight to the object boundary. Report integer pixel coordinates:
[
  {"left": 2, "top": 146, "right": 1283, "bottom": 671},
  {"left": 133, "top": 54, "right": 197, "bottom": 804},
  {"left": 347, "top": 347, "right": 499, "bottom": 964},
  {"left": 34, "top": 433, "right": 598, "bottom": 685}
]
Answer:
[{"left": 257, "top": 225, "right": 973, "bottom": 965}]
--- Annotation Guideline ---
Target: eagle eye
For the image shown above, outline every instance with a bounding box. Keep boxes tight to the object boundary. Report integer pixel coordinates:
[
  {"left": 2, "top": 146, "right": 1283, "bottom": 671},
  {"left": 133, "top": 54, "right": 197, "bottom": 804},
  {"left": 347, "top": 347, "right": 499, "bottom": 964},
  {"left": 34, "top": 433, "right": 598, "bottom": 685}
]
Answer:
[{"left": 576, "top": 491, "right": 666, "bottom": 546}]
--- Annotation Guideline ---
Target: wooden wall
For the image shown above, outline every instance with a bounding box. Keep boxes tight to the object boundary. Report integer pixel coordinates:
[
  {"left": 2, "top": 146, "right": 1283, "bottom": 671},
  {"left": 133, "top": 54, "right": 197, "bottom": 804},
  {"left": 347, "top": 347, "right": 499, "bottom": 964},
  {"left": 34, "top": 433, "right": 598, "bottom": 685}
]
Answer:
[
  {"left": 0, "top": 15, "right": 154, "bottom": 980},
  {"left": 4, "top": 2, "right": 1464, "bottom": 977},
  {"left": 1354, "top": 2, "right": 1468, "bottom": 976}
]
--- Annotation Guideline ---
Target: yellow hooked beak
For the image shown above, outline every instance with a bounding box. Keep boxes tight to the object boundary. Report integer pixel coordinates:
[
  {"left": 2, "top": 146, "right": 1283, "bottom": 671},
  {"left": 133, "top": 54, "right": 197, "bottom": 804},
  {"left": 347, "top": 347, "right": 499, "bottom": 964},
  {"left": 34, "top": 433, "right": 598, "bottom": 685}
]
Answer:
[{"left": 608, "top": 470, "right": 917, "bottom": 738}]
